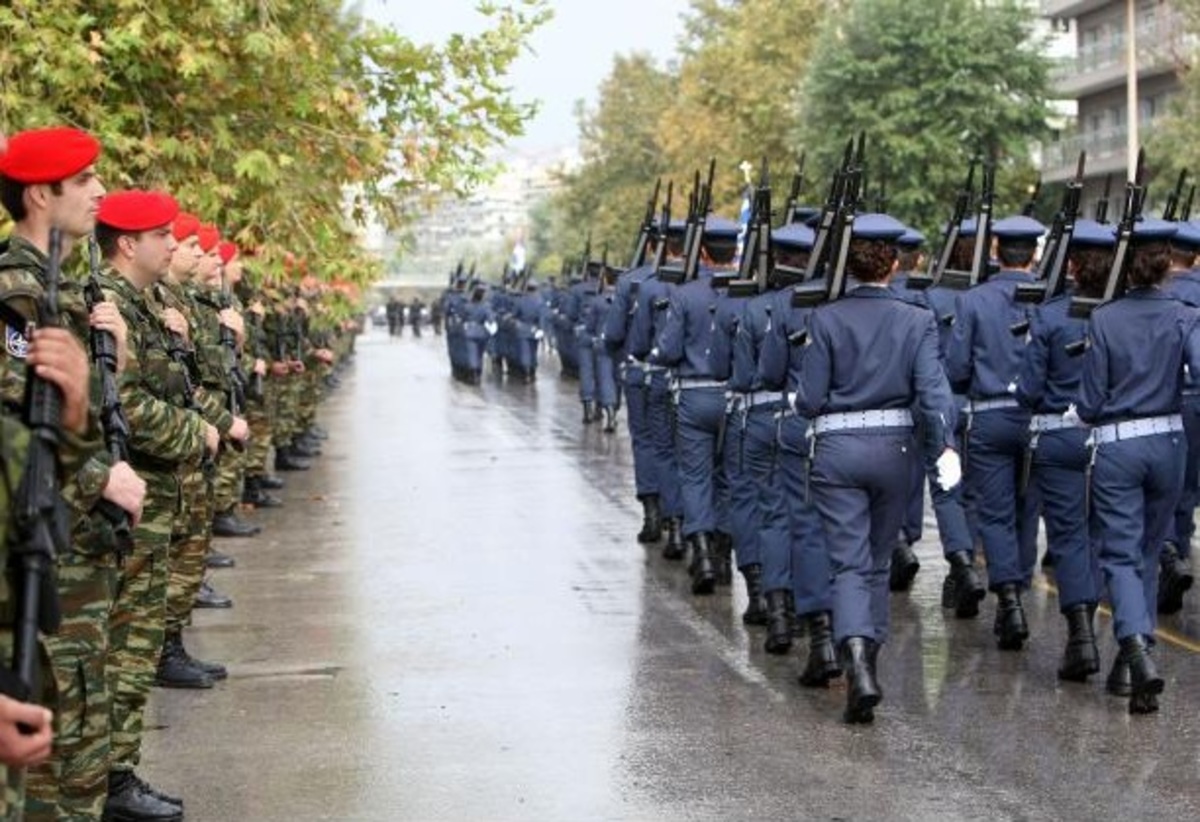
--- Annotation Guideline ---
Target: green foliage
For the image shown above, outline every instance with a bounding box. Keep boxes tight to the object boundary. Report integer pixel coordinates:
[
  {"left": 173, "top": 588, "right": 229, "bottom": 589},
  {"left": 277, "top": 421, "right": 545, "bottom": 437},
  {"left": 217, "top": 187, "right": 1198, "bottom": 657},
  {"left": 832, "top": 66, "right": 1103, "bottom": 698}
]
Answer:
[
  {"left": 1144, "top": 0, "right": 1200, "bottom": 209},
  {"left": 0, "top": 0, "right": 549, "bottom": 288},
  {"left": 798, "top": 0, "right": 1052, "bottom": 235}
]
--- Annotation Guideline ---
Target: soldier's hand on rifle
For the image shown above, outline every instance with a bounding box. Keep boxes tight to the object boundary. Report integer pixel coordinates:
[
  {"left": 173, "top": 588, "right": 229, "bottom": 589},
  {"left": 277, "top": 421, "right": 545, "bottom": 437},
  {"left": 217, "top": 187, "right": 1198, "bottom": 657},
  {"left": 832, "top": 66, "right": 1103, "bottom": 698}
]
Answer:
[
  {"left": 218, "top": 308, "right": 245, "bottom": 345},
  {"left": 203, "top": 422, "right": 220, "bottom": 456},
  {"left": 248, "top": 299, "right": 266, "bottom": 317},
  {"left": 254, "top": 358, "right": 267, "bottom": 376},
  {"left": 89, "top": 301, "right": 129, "bottom": 374},
  {"left": 27, "top": 328, "right": 90, "bottom": 434},
  {"left": 270, "top": 361, "right": 290, "bottom": 377},
  {"left": 0, "top": 695, "right": 53, "bottom": 767},
  {"left": 102, "top": 461, "right": 147, "bottom": 527},
  {"left": 290, "top": 359, "right": 306, "bottom": 374},
  {"left": 228, "top": 416, "right": 250, "bottom": 443},
  {"left": 162, "top": 307, "right": 190, "bottom": 342},
  {"left": 315, "top": 348, "right": 334, "bottom": 365}
]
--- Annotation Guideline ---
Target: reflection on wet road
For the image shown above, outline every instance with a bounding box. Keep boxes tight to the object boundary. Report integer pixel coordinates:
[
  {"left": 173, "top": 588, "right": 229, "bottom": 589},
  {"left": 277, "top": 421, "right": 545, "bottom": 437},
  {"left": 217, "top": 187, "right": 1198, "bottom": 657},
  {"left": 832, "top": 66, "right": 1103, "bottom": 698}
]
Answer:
[{"left": 145, "top": 330, "right": 1200, "bottom": 821}]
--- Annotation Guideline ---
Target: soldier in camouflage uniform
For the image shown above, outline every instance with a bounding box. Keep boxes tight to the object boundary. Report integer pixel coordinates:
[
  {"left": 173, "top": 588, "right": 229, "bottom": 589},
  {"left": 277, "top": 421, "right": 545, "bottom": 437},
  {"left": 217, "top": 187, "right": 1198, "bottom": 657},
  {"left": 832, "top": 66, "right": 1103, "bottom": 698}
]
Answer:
[
  {"left": 265, "top": 286, "right": 311, "bottom": 471},
  {"left": 0, "top": 128, "right": 150, "bottom": 822},
  {"left": 231, "top": 259, "right": 281, "bottom": 509},
  {"left": 94, "top": 190, "right": 219, "bottom": 822}
]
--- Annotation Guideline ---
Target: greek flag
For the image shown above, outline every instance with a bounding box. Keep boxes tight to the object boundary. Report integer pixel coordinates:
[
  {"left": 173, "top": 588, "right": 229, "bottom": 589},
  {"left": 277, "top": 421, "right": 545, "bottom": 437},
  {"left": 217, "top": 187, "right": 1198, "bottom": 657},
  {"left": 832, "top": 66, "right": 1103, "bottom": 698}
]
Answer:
[{"left": 734, "top": 184, "right": 753, "bottom": 264}]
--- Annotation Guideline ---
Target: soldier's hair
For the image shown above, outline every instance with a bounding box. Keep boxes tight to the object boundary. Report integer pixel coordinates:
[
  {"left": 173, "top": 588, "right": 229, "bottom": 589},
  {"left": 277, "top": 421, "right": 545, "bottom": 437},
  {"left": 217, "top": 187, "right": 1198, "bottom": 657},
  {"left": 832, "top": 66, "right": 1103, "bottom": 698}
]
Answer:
[
  {"left": 897, "top": 248, "right": 920, "bottom": 271},
  {"left": 1170, "top": 245, "right": 1197, "bottom": 269},
  {"left": 948, "top": 236, "right": 974, "bottom": 271},
  {"left": 704, "top": 237, "right": 738, "bottom": 265},
  {"left": 1069, "top": 247, "right": 1112, "bottom": 298},
  {"left": 996, "top": 240, "right": 1038, "bottom": 268},
  {"left": 0, "top": 177, "right": 64, "bottom": 222},
  {"left": 94, "top": 223, "right": 141, "bottom": 259},
  {"left": 847, "top": 238, "right": 897, "bottom": 283},
  {"left": 1128, "top": 241, "right": 1171, "bottom": 289}
]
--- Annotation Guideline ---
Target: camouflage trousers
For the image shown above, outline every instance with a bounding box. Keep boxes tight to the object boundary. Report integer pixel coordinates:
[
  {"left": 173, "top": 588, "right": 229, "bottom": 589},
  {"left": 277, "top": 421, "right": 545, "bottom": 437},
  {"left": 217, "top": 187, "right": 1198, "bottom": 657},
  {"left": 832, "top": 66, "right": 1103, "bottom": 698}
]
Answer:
[
  {"left": 244, "top": 393, "right": 274, "bottom": 479},
  {"left": 212, "top": 439, "right": 245, "bottom": 516},
  {"left": 272, "top": 374, "right": 301, "bottom": 446},
  {"left": 166, "top": 468, "right": 213, "bottom": 633},
  {"left": 108, "top": 476, "right": 178, "bottom": 772},
  {"left": 24, "top": 550, "right": 119, "bottom": 822},
  {"left": 1, "top": 764, "right": 21, "bottom": 822}
]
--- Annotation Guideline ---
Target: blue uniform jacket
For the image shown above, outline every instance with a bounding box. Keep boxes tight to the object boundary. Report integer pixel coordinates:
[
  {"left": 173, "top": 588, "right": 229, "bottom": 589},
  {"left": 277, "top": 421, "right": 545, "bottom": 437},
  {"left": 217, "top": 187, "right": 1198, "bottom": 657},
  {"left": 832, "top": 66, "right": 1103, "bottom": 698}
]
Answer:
[
  {"left": 602, "top": 263, "right": 656, "bottom": 356},
  {"left": 652, "top": 269, "right": 728, "bottom": 378},
  {"left": 1016, "top": 292, "right": 1088, "bottom": 414},
  {"left": 757, "top": 288, "right": 813, "bottom": 393},
  {"left": 795, "top": 285, "right": 955, "bottom": 447},
  {"left": 946, "top": 270, "right": 1036, "bottom": 398}
]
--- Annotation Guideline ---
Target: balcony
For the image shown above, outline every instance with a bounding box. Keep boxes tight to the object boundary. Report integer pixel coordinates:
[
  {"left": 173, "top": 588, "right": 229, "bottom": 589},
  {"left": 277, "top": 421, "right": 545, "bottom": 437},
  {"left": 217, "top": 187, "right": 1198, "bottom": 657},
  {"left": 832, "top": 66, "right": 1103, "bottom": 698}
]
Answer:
[
  {"left": 1042, "top": 0, "right": 1111, "bottom": 19},
  {"left": 1050, "top": 17, "right": 1188, "bottom": 98},
  {"left": 1041, "top": 124, "right": 1136, "bottom": 182}
]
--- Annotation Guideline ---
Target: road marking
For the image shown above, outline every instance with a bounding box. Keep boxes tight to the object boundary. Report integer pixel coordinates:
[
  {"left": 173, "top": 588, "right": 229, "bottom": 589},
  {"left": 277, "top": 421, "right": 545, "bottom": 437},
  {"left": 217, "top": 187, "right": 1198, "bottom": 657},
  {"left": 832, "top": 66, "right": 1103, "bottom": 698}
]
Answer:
[{"left": 1031, "top": 576, "right": 1200, "bottom": 654}]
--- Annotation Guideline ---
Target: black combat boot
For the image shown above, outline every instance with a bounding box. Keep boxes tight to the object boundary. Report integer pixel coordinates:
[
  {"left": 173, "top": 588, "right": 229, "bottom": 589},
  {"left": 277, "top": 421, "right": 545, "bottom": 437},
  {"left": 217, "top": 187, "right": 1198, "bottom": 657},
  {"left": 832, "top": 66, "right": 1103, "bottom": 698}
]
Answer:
[
  {"left": 1157, "top": 541, "right": 1193, "bottom": 615},
  {"left": 177, "top": 631, "right": 228, "bottom": 681},
  {"left": 1057, "top": 603, "right": 1100, "bottom": 682},
  {"left": 661, "top": 517, "right": 685, "bottom": 561},
  {"left": 291, "top": 436, "right": 322, "bottom": 457},
  {"left": 306, "top": 424, "right": 329, "bottom": 440},
  {"left": 242, "top": 475, "right": 283, "bottom": 508},
  {"left": 1106, "top": 655, "right": 1133, "bottom": 697},
  {"left": 994, "top": 583, "right": 1029, "bottom": 651},
  {"left": 713, "top": 531, "right": 734, "bottom": 586},
  {"left": 763, "top": 589, "right": 793, "bottom": 655},
  {"left": 1119, "top": 634, "right": 1164, "bottom": 715},
  {"left": 155, "top": 630, "right": 214, "bottom": 690},
  {"left": 194, "top": 579, "right": 233, "bottom": 609},
  {"left": 798, "top": 611, "right": 842, "bottom": 688},
  {"left": 839, "top": 637, "right": 882, "bottom": 725},
  {"left": 889, "top": 541, "right": 920, "bottom": 592},
  {"left": 212, "top": 507, "right": 260, "bottom": 538},
  {"left": 104, "top": 770, "right": 183, "bottom": 822},
  {"left": 602, "top": 405, "right": 617, "bottom": 433},
  {"left": 259, "top": 474, "right": 285, "bottom": 490},
  {"left": 637, "top": 495, "right": 663, "bottom": 544},
  {"left": 582, "top": 401, "right": 596, "bottom": 424},
  {"left": 275, "top": 447, "right": 311, "bottom": 471},
  {"left": 944, "top": 551, "right": 986, "bottom": 619},
  {"left": 129, "top": 773, "right": 183, "bottom": 809},
  {"left": 689, "top": 532, "right": 717, "bottom": 595},
  {"left": 740, "top": 563, "right": 768, "bottom": 626},
  {"left": 205, "top": 549, "right": 236, "bottom": 569}
]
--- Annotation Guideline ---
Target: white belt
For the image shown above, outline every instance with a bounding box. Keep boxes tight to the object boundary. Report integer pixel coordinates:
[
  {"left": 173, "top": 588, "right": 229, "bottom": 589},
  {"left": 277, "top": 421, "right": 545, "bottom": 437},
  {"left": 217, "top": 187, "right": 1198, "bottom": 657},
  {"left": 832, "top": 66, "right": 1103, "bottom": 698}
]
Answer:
[
  {"left": 812, "top": 408, "right": 914, "bottom": 435},
  {"left": 749, "top": 391, "right": 785, "bottom": 408},
  {"left": 675, "top": 377, "right": 727, "bottom": 390},
  {"left": 626, "top": 357, "right": 666, "bottom": 372},
  {"left": 1091, "top": 414, "right": 1183, "bottom": 445},
  {"left": 969, "top": 397, "right": 1021, "bottom": 413},
  {"left": 1030, "top": 413, "right": 1085, "bottom": 433}
]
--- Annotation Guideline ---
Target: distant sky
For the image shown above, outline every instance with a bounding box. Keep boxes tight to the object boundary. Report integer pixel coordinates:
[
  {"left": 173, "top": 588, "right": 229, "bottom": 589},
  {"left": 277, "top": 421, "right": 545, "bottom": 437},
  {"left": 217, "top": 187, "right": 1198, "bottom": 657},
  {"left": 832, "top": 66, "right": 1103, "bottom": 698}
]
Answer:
[{"left": 359, "top": 0, "right": 692, "bottom": 152}]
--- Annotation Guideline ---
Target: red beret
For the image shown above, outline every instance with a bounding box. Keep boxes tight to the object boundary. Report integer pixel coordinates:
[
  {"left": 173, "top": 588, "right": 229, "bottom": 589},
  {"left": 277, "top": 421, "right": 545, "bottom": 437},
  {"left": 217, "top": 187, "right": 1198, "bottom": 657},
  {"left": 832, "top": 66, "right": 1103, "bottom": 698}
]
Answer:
[
  {"left": 0, "top": 127, "right": 101, "bottom": 184},
  {"left": 97, "top": 190, "right": 180, "bottom": 232},
  {"left": 197, "top": 224, "right": 220, "bottom": 253},
  {"left": 218, "top": 241, "right": 238, "bottom": 264},
  {"left": 172, "top": 212, "right": 201, "bottom": 241}
]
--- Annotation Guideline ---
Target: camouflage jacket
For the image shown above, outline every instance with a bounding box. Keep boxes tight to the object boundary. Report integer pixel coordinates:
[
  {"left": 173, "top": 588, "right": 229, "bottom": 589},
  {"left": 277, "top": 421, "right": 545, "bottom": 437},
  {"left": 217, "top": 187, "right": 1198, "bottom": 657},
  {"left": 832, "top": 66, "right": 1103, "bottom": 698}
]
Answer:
[
  {"left": 98, "top": 271, "right": 206, "bottom": 472},
  {"left": 155, "top": 279, "right": 234, "bottom": 435}
]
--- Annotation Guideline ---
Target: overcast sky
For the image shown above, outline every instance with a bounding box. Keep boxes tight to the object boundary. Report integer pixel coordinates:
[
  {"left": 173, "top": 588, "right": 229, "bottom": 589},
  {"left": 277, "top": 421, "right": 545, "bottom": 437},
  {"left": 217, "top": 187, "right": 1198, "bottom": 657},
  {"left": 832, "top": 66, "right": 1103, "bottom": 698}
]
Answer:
[{"left": 359, "top": 0, "right": 692, "bottom": 152}]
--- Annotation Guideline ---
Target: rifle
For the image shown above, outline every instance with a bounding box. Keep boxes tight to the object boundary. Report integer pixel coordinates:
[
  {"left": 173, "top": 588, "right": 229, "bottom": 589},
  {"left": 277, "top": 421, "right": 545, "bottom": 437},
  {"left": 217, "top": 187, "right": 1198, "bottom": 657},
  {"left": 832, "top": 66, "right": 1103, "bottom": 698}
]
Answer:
[
  {"left": 1183, "top": 185, "right": 1196, "bottom": 222},
  {"left": 218, "top": 270, "right": 247, "bottom": 449},
  {"left": 908, "top": 159, "right": 977, "bottom": 291},
  {"left": 1069, "top": 148, "right": 1146, "bottom": 320},
  {"left": 1163, "top": 168, "right": 1189, "bottom": 221},
  {"left": 629, "top": 178, "right": 661, "bottom": 270},
  {"left": 938, "top": 155, "right": 995, "bottom": 291},
  {"left": 729, "top": 157, "right": 772, "bottom": 298},
  {"left": 245, "top": 310, "right": 266, "bottom": 402},
  {"left": 1016, "top": 152, "right": 1086, "bottom": 306},
  {"left": 1023, "top": 175, "right": 1042, "bottom": 217},
  {"left": 782, "top": 152, "right": 807, "bottom": 226},
  {"left": 792, "top": 131, "right": 866, "bottom": 308},
  {"left": 1094, "top": 174, "right": 1114, "bottom": 223},
  {"left": 8, "top": 226, "right": 68, "bottom": 702},
  {"left": 659, "top": 159, "right": 715, "bottom": 285},
  {"left": 83, "top": 236, "right": 134, "bottom": 555}
]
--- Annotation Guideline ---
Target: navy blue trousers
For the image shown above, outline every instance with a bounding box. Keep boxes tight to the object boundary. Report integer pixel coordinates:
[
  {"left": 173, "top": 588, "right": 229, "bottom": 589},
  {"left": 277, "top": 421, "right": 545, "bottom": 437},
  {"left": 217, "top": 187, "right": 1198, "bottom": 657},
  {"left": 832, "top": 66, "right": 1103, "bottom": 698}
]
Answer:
[
  {"left": 778, "top": 414, "right": 832, "bottom": 615},
  {"left": 965, "top": 407, "right": 1033, "bottom": 590},
  {"left": 675, "top": 386, "right": 728, "bottom": 537},
  {"left": 648, "top": 373, "right": 682, "bottom": 518},
  {"left": 1032, "top": 428, "right": 1098, "bottom": 611},
  {"left": 577, "top": 334, "right": 597, "bottom": 402},
  {"left": 723, "top": 405, "right": 773, "bottom": 570},
  {"left": 1172, "top": 395, "right": 1200, "bottom": 557},
  {"left": 595, "top": 347, "right": 618, "bottom": 407},
  {"left": 1091, "top": 432, "right": 1185, "bottom": 640},
  {"left": 810, "top": 430, "right": 914, "bottom": 644},
  {"left": 624, "top": 367, "right": 657, "bottom": 498}
]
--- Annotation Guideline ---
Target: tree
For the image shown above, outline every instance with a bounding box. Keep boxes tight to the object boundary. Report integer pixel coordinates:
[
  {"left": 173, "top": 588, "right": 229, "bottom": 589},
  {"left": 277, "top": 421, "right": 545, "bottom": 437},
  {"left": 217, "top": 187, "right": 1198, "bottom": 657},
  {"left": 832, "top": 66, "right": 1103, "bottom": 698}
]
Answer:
[
  {"left": 1143, "top": 0, "right": 1200, "bottom": 210},
  {"left": 798, "top": 0, "right": 1053, "bottom": 235},
  {"left": 0, "top": 0, "right": 550, "bottom": 286}
]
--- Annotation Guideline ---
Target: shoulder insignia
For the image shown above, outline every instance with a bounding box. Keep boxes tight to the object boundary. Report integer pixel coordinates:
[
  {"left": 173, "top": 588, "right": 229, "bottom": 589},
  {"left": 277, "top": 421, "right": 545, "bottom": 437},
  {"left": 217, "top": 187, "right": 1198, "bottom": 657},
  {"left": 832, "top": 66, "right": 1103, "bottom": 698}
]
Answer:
[{"left": 5, "top": 325, "right": 28, "bottom": 359}]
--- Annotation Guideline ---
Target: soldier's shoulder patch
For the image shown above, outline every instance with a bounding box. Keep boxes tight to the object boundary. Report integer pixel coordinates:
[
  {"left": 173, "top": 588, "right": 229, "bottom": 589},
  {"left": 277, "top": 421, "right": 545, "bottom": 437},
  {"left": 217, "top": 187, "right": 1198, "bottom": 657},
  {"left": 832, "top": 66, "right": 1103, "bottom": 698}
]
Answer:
[{"left": 5, "top": 325, "right": 28, "bottom": 359}]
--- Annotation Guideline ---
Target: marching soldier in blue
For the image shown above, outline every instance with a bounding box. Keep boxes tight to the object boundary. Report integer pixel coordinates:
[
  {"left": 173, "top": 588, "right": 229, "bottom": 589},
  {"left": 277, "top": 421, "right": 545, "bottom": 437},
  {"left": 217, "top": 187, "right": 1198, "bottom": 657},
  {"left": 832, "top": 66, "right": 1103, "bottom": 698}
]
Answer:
[
  {"left": 752, "top": 222, "right": 839, "bottom": 682},
  {"left": 627, "top": 224, "right": 687, "bottom": 559},
  {"left": 795, "top": 213, "right": 959, "bottom": 724},
  {"left": 650, "top": 216, "right": 740, "bottom": 594},
  {"left": 894, "top": 228, "right": 986, "bottom": 616},
  {"left": 565, "top": 263, "right": 600, "bottom": 422},
  {"left": 587, "top": 264, "right": 620, "bottom": 432},
  {"left": 1161, "top": 220, "right": 1200, "bottom": 614},
  {"left": 1078, "top": 218, "right": 1200, "bottom": 714},
  {"left": 459, "top": 283, "right": 494, "bottom": 385},
  {"left": 946, "top": 214, "right": 1045, "bottom": 650},
  {"left": 1015, "top": 218, "right": 1112, "bottom": 683},
  {"left": 602, "top": 236, "right": 663, "bottom": 541},
  {"left": 510, "top": 278, "right": 545, "bottom": 384}
]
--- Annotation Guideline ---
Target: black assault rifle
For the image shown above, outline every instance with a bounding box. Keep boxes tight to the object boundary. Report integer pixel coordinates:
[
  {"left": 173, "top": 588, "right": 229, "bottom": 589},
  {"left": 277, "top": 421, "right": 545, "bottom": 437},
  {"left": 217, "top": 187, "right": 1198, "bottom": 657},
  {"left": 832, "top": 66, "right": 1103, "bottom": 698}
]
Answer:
[{"left": 791, "top": 132, "right": 865, "bottom": 308}]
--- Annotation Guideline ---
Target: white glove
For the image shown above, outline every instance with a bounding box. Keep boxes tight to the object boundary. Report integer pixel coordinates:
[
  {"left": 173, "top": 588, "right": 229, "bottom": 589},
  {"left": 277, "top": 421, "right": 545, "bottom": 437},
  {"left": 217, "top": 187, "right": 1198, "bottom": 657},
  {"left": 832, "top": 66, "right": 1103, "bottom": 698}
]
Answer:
[
  {"left": 1006, "top": 381, "right": 1018, "bottom": 394},
  {"left": 1063, "top": 403, "right": 1082, "bottom": 427},
  {"left": 533, "top": 328, "right": 545, "bottom": 340},
  {"left": 484, "top": 321, "right": 498, "bottom": 336},
  {"left": 935, "top": 449, "right": 962, "bottom": 491}
]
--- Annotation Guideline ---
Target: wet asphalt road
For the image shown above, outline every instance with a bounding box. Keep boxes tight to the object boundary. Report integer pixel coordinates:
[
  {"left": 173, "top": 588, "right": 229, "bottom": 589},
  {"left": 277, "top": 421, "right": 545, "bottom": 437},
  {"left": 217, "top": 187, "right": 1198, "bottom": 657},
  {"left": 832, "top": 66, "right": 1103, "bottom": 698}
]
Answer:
[{"left": 144, "top": 328, "right": 1200, "bottom": 821}]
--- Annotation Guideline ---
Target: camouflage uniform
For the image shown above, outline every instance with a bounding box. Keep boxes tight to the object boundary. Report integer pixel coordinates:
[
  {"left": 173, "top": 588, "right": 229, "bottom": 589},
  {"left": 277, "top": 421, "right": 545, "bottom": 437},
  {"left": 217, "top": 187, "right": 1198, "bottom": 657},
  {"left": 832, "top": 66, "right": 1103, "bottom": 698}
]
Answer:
[
  {"left": 210, "top": 288, "right": 247, "bottom": 515},
  {"left": 98, "top": 271, "right": 206, "bottom": 777},
  {"left": 264, "top": 298, "right": 301, "bottom": 451},
  {"left": 242, "top": 299, "right": 274, "bottom": 483},
  {"left": 0, "top": 414, "right": 31, "bottom": 822},
  {"left": 0, "top": 237, "right": 115, "bottom": 822}
]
